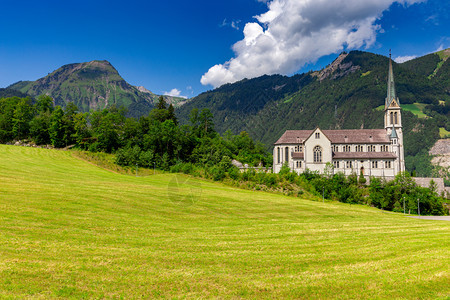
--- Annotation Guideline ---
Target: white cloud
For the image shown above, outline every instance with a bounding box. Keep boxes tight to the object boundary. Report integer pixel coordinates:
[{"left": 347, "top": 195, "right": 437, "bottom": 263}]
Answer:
[
  {"left": 201, "top": 0, "right": 425, "bottom": 88},
  {"left": 394, "top": 55, "right": 417, "bottom": 63},
  {"left": 220, "top": 18, "right": 241, "bottom": 30},
  {"left": 164, "top": 88, "right": 187, "bottom": 99},
  {"left": 435, "top": 44, "right": 444, "bottom": 52}
]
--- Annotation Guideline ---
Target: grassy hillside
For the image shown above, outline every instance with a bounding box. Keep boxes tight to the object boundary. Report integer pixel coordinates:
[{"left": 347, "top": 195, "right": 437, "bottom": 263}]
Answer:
[{"left": 0, "top": 145, "right": 449, "bottom": 298}]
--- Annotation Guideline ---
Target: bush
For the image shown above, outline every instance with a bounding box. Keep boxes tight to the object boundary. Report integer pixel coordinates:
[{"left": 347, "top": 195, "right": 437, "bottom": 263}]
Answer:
[
  {"left": 115, "top": 145, "right": 141, "bottom": 167},
  {"left": 139, "top": 150, "right": 155, "bottom": 168},
  {"left": 209, "top": 165, "right": 225, "bottom": 181},
  {"left": 228, "top": 167, "right": 241, "bottom": 180},
  {"left": 181, "top": 162, "right": 195, "bottom": 174}
]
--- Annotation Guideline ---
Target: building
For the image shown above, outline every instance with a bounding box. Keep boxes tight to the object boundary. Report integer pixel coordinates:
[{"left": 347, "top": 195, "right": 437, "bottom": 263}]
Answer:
[{"left": 273, "top": 55, "right": 405, "bottom": 179}]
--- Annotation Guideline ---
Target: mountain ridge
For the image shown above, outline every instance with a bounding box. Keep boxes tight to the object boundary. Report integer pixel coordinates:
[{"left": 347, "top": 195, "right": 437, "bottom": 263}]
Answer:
[
  {"left": 175, "top": 49, "right": 449, "bottom": 176},
  {"left": 7, "top": 60, "right": 188, "bottom": 117}
]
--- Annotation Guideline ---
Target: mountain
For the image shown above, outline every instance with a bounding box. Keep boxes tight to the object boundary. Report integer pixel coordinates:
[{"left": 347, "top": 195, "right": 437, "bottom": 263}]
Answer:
[
  {"left": 176, "top": 49, "right": 449, "bottom": 176},
  {"left": 0, "top": 88, "right": 29, "bottom": 99},
  {"left": 401, "top": 48, "right": 450, "bottom": 94},
  {"left": 7, "top": 60, "right": 187, "bottom": 118}
]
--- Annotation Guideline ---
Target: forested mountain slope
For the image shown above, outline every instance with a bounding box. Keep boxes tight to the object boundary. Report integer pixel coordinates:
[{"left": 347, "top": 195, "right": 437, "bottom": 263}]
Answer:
[{"left": 176, "top": 50, "right": 449, "bottom": 176}]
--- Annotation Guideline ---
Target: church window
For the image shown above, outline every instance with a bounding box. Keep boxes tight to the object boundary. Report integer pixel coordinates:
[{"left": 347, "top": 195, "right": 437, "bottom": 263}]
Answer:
[
  {"left": 346, "top": 161, "right": 353, "bottom": 168},
  {"left": 332, "top": 145, "right": 338, "bottom": 152},
  {"left": 277, "top": 147, "right": 280, "bottom": 164},
  {"left": 315, "top": 132, "right": 320, "bottom": 139},
  {"left": 295, "top": 145, "right": 303, "bottom": 152},
  {"left": 390, "top": 112, "right": 394, "bottom": 125},
  {"left": 356, "top": 145, "right": 363, "bottom": 152},
  {"left": 333, "top": 161, "right": 340, "bottom": 168},
  {"left": 313, "top": 146, "right": 322, "bottom": 163},
  {"left": 372, "top": 161, "right": 378, "bottom": 168},
  {"left": 285, "top": 147, "right": 289, "bottom": 162},
  {"left": 393, "top": 139, "right": 397, "bottom": 145},
  {"left": 368, "top": 145, "right": 375, "bottom": 152},
  {"left": 385, "top": 161, "right": 391, "bottom": 168},
  {"left": 394, "top": 112, "right": 398, "bottom": 124},
  {"left": 381, "top": 145, "right": 388, "bottom": 152},
  {"left": 296, "top": 161, "right": 302, "bottom": 168},
  {"left": 343, "top": 145, "right": 351, "bottom": 152}
]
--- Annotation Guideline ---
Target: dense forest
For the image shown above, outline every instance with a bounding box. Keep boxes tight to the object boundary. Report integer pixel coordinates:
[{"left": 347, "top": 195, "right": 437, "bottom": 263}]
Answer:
[{"left": 0, "top": 95, "right": 270, "bottom": 170}]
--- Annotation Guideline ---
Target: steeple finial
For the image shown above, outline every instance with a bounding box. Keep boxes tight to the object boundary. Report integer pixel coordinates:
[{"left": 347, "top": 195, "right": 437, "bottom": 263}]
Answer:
[{"left": 386, "top": 51, "right": 397, "bottom": 108}]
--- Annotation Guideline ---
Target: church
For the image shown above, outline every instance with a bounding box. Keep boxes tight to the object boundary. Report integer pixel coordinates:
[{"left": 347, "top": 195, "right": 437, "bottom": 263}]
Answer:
[{"left": 273, "top": 55, "right": 405, "bottom": 179}]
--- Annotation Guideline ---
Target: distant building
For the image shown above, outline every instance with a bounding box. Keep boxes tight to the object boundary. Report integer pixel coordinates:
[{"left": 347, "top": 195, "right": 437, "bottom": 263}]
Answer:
[{"left": 273, "top": 54, "right": 405, "bottom": 179}]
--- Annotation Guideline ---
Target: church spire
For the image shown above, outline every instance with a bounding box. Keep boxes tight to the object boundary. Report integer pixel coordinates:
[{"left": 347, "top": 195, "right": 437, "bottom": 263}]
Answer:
[{"left": 385, "top": 50, "right": 397, "bottom": 108}]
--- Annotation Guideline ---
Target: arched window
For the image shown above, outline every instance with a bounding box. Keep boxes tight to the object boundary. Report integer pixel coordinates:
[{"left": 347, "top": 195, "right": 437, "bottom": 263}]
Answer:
[
  {"left": 390, "top": 112, "right": 394, "bottom": 125},
  {"left": 277, "top": 147, "right": 280, "bottom": 164},
  {"left": 394, "top": 112, "right": 398, "bottom": 124},
  {"left": 285, "top": 147, "right": 289, "bottom": 162},
  {"left": 313, "top": 146, "right": 322, "bottom": 163}
]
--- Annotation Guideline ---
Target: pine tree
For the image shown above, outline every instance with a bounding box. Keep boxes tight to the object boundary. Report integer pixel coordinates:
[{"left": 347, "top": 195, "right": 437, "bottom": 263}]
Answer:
[
  {"left": 167, "top": 103, "right": 178, "bottom": 125},
  {"left": 156, "top": 96, "right": 167, "bottom": 110}
]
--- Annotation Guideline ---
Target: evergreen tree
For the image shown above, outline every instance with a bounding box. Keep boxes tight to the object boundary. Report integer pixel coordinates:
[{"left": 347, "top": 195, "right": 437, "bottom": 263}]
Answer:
[
  {"left": 168, "top": 103, "right": 178, "bottom": 125},
  {"left": 12, "top": 97, "right": 33, "bottom": 140},
  {"left": 30, "top": 111, "right": 51, "bottom": 145},
  {"left": 156, "top": 96, "right": 167, "bottom": 110},
  {"left": 199, "top": 108, "right": 214, "bottom": 138},
  {"left": 49, "top": 106, "right": 65, "bottom": 148}
]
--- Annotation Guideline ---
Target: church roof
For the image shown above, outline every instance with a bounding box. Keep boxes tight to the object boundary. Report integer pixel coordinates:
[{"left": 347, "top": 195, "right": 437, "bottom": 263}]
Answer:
[
  {"left": 274, "top": 129, "right": 390, "bottom": 145},
  {"left": 292, "top": 152, "right": 304, "bottom": 159},
  {"left": 333, "top": 152, "right": 397, "bottom": 159},
  {"left": 274, "top": 130, "right": 312, "bottom": 144}
]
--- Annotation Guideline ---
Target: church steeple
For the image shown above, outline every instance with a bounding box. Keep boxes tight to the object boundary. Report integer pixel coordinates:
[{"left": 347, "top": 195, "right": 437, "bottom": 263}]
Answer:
[
  {"left": 385, "top": 50, "right": 398, "bottom": 109},
  {"left": 384, "top": 50, "right": 405, "bottom": 174},
  {"left": 384, "top": 51, "right": 402, "bottom": 130}
]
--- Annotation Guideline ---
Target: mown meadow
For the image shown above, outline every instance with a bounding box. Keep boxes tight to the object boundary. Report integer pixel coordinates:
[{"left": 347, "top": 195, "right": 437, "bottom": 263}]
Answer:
[{"left": 0, "top": 145, "right": 449, "bottom": 298}]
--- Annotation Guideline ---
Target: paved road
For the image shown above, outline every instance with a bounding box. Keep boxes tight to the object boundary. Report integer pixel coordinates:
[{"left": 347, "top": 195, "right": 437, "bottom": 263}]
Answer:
[{"left": 407, "top": 216, "right": 450, "bottom": 221}]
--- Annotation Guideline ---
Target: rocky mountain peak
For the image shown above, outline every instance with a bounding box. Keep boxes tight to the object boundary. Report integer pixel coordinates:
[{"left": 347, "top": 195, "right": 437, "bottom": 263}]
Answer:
[
  {"left": 312, "top": 52, "right": 360, "bottom": 81},
  {"left": 135, "top": 86, "right": 153, "bottom": 94}
]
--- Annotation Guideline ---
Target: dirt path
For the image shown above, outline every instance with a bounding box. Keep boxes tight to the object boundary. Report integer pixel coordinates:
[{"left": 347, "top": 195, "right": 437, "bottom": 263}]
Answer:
[{"left": 407, "top": 216, "right": 450, "bottom": 221}]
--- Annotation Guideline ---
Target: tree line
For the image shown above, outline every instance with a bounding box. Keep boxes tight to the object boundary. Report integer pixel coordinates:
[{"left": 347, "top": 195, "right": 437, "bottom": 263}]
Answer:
[
  {"left": 0, "top": 94, "right": 447, "bottom": 215},
  {"left": 0, "top": 95, "right": 271, "bottom": 169}
]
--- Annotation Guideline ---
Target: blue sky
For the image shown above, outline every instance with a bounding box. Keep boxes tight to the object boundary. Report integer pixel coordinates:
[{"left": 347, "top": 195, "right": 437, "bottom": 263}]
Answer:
[{"left": 0, "top": 0, "right": 448, "bottom": 98}]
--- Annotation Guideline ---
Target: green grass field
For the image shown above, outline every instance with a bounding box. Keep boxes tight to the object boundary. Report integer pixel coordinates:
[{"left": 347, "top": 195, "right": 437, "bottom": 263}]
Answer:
[
  {"left": 0, "top": 145, "right": 449, "bottom": 298},
  {"left": 401, "top": 103, "right": 428, "bottom": 118},
  {"left": 440, "top": 127, "right": 450, "bottom": 138}
]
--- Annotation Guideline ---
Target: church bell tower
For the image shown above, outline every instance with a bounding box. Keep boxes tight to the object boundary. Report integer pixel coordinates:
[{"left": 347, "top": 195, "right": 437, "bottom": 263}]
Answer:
[{"left": 384, "top": 51, "right": 405, "bottom": 173}]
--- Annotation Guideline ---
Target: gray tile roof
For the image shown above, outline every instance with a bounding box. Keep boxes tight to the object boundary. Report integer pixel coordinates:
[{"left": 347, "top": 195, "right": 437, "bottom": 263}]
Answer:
[{"left": 274, "top": 129, "right": 390, "bottom": 145}]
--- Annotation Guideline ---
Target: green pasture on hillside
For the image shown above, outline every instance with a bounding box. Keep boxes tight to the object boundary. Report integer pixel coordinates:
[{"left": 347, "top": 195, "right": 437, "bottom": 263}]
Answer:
[
  {"left": 401, "top": 103, "right": 428, "bottom": 118},
  {"left": 0, "top": 145, "right": 449, "bottom": 298},
  {"left": 440, "top": 127, "right": 450, "bottom": 138},
  {"left": 376, "top": 103, "right": 429, "bottom": 119}
]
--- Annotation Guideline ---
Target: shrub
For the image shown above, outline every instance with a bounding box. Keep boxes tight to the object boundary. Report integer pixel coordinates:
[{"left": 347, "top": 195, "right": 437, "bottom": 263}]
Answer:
[
  {"left": 228, "top": 167, "right": 241, "bottom": 180},
  {"left": 181, "top": 162, "right": 195, "bottom": 174}
]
